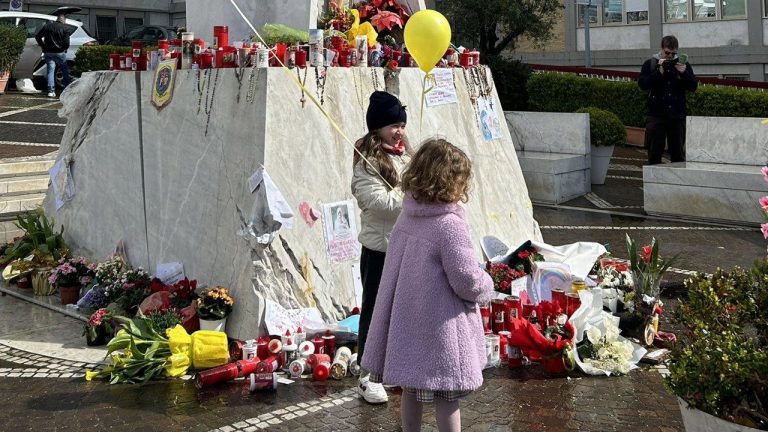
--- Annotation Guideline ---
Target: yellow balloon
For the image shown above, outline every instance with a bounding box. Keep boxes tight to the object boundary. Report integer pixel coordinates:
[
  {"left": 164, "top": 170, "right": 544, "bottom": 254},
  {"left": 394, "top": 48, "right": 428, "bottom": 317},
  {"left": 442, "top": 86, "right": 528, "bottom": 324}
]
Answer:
[{"left": 404, "top": 10, "right": 451, "bottom": 74}]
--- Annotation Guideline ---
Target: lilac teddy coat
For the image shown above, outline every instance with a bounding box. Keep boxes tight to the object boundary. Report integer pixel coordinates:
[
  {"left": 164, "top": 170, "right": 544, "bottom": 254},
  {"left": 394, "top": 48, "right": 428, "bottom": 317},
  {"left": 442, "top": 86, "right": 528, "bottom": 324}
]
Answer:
[{"left": 360, "top": 195, "right": 494, "bottom": 391}]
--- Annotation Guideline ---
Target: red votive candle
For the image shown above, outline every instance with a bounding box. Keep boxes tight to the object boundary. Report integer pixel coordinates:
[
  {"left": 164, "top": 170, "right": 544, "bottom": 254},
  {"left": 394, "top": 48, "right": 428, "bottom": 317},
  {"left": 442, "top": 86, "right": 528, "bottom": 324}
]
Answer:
[{"left": 194, "top": 362, "right": 238, "bottom": 389}]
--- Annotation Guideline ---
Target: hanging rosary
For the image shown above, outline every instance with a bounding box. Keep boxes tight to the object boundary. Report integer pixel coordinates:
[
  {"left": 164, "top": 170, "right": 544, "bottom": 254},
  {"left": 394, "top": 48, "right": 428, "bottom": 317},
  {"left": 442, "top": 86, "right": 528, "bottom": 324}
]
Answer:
[
  {"left": 314, "top": 66, "right": 327, "bottom": 106},
  {"left": 370, "top": 67, "right": 381, "bottom": 91},
  {"left": 234, "top": 58, "right": 249, "bottom": 104},
  {"left": 196, "top": 68, "right": 210, "bottom": 115},
  {"left": 463, "top": 67, "right": 481, "bottom": 122},
  {"left": 246, "top": 66, "right": 260, "bottom": 104},
  {"left": 297, "top": 67, "right": 309, "bottom": 108},
  {"left": 203, "top": 68, "right": 221, "bottom": 136},
  {"left": 470, "top": 66, "right": 495, "bottom": 109}
]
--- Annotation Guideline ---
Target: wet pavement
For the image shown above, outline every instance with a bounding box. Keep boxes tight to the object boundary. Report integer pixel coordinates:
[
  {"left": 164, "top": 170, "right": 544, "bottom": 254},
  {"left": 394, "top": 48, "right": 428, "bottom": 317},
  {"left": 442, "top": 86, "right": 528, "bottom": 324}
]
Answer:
[{"left": 0, "top": 91, "right": 764, "bottom": 431}]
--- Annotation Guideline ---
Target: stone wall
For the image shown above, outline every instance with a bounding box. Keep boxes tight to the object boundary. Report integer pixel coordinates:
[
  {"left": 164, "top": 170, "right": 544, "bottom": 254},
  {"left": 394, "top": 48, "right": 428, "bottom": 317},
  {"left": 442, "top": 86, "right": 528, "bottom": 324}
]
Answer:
[{"left": 45, "top": 67, "right": 541, "bottom": 338}]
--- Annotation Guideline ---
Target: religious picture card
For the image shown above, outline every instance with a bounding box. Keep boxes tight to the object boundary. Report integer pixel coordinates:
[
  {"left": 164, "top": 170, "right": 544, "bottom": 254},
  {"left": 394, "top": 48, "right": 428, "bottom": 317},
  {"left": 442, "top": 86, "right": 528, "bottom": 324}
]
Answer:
[
  {"left": 477, "top": 96, "right": 502, "bottom": 141},
  {"left": 321, "top": 200, "right": 361, "bottom": 264}
]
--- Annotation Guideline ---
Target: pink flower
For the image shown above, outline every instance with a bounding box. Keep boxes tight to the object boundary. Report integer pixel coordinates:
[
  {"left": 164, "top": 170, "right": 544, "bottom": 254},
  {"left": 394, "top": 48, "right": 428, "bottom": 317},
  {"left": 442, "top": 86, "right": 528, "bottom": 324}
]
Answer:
[
  {"left": 760, "top": 196, "right": 768, "bottom": 213},
  {"left": 762, "top": 223, "right": 768, "bottom": 239},
  {"left": 762, "top": 166, "right": 768, "bottom": 183}
]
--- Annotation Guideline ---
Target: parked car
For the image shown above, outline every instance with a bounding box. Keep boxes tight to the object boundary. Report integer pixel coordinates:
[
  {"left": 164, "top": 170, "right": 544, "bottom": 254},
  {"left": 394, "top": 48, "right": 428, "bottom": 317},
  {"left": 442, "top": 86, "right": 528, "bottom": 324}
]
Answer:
[
  {"left": 107, "top": 25, "right": 178, "bottom": 47},
  {"left": 0, "top": 11, "right": 97, "bottom": 91}
]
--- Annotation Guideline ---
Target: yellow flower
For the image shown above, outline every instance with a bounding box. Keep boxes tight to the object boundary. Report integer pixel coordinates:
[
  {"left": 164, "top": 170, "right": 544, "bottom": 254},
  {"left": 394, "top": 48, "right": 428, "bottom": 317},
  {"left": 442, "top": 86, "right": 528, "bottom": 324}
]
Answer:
[
  {"left": 85, "top": 370, "right": 98, "bottom": 381},
  {"left": 346, "top": 9, "right": 378, "bottom": 48}
]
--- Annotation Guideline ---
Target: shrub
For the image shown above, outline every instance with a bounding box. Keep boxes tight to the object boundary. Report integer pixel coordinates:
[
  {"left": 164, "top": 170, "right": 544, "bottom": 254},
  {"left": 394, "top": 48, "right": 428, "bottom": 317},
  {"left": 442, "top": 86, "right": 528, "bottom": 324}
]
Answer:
[
  {"left": 666, "top": 259, "right": 768, "bottom": 428},
  {"left": 527, "top": 72, "right": 768, "bottom": 127},
  {"left": 0, "top": 24, "right": 27, "bottom": 74},
  {"left": 72, "top": 45, "right": 131, "bottom": 76},
  {"left": 576, "top": 107, "right": 626, "bottom": 147},
  {"left": 485, "top": 56, "right": 532, "bottom": 111}
]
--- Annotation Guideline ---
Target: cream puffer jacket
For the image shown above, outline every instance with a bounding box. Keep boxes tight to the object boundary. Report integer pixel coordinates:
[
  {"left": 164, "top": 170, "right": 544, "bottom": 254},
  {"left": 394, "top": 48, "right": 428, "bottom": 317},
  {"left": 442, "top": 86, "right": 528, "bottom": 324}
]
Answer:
[{"left": 351, "top": 154, "right": 409, "bottom": 252}]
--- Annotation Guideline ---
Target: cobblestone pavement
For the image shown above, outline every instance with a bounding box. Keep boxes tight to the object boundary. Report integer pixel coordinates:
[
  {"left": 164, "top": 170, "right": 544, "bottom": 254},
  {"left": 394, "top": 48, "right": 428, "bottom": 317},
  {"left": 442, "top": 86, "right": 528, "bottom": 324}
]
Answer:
[{"left": 0, "top": 92, "right": 764, "bottom": 431}]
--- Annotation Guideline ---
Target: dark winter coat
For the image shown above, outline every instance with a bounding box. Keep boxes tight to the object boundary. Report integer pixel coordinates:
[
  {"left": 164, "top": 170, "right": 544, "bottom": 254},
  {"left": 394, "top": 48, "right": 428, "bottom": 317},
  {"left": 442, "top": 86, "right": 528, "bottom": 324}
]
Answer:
[{"left": 638, "top": 55, "right": 697, "bottom": 120}]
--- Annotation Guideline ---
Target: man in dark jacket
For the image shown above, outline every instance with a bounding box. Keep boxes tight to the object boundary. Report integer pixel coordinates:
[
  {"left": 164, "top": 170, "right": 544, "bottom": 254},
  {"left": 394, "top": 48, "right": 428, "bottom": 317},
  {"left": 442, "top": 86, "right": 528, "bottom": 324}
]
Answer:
[
  {"left": 638, "top": 35, "right": 697, "bottom": 165},
  {"left": 35, "top": 12, "right": 73, "bottom": 98}
]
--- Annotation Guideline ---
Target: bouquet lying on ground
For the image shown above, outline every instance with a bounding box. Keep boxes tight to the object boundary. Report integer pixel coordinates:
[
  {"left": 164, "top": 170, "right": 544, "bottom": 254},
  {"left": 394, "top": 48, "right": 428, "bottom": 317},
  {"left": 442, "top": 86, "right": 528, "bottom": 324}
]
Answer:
[
  {"left": 577, "top": 314, "right": 638, "bottom": 375},
  {"left": 86, "top": 316, "right": 192, "bottom": 384}
]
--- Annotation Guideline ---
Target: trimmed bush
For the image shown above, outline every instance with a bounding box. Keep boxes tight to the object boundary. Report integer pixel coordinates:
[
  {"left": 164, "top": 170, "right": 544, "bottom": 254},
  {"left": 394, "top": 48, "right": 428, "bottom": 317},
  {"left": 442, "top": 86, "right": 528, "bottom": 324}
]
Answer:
[
  {"left": 486, "top": 56, "right": 532, "bottom": 111},
  {"left": 72, "top": 45, "right": 132, "bottom": 76},
  {"left": 0, "top": 24, "right": 27, "bottom": 74},
  {"left": 576, "top": 107, "right": 626, "bottom": 147},
  {"left": 527, "top": 72, "right": 768, "bottom": 127}
]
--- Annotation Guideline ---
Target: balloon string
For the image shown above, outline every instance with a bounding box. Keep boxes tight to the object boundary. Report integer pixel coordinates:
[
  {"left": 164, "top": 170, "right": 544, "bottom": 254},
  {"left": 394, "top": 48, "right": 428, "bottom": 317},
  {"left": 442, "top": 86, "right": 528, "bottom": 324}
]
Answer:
[
  {"left": 418, "top": 73, "right": 436, "bottom": 137},
  {"left": 228, "top": 0, "right": 397, "bottom": 193}
]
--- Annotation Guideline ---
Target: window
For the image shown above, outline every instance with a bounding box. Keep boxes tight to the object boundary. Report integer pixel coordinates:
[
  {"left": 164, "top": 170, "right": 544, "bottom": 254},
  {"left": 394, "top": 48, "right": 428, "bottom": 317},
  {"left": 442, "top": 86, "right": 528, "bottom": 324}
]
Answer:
[
  {"left": 23, "top": 18, "right": 48, "bottom": 38},
  {"left": 664, "top": 0, "right": 747, "bottom": 21},
  {"left": 578, "top": 0, "right": 648, "bottom": 26},
  {"left": 124, "top": 17, "right": 143, "bottom": 33},
  {"left": 95, "top": 15, "right": 116, "bottom": 43},
  {"left": 721, "top": 0, "right": 746, "bottom": 18}
]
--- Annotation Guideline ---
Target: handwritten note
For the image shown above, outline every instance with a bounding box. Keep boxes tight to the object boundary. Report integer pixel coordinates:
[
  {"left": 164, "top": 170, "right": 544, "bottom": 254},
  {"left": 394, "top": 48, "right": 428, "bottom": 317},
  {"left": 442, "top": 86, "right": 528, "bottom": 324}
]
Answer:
[{"left": 425, "top": 68, "right": 458, "bottom": 107}]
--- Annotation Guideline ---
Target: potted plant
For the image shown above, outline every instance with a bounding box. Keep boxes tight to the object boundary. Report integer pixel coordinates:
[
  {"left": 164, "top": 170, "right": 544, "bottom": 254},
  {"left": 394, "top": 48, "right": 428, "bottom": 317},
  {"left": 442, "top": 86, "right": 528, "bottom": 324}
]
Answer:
[
  {"left": 0, "top": 24, "right": 27, "bottom": 94},
  {"left": 620, "top": 234, "right": 677, "bottom": 345},
  {"left": 666, "top": 259, "right": 767, "bottom": 431},
  {"left": 197, "top": 286, "right": 234, "bottom": 332},
  {"left": 576, "top": 107, "right": 627, "bottom": 185},
  {"left": 83, "top": 308, "right": 113, "bottom": 346},
  {"left": 48, "top": 256, "right": 96, "bottom": 305},
  {"left": 2, "top": 209, "right": 68, "bottom": 289}
]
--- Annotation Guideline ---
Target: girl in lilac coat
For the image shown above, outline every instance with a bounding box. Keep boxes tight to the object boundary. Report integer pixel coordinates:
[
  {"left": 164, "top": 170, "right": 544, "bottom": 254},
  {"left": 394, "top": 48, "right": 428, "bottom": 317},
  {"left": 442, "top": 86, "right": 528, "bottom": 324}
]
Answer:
[{"left": 361, "top": 138, "right": 494, "bottom": 432}]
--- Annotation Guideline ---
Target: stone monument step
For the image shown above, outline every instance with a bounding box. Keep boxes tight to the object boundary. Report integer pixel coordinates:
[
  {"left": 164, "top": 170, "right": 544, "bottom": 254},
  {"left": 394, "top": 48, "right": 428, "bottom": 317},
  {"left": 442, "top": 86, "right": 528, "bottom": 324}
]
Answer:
[
  {"left": 0, "top": 220, "right": 24, "bottom": 244},
  {"left": 0, "top": 192, "right": 46, "bottom": 218},
  {"left": 0, "top": 159, "right": 55, "bottom": 178},
  {"left": 0, "top": 175, "right": 50, "bottom": 196}
]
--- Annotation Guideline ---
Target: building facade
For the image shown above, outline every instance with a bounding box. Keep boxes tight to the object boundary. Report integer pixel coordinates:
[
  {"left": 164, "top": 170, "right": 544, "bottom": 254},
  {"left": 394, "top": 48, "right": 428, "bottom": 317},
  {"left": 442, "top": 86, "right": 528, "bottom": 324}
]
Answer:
[
  {"left": 428, "top": 0, "right": 768, "bottom": 82},
  {"left": 1, "top": 0, "right": 186, "bottom": 43}
]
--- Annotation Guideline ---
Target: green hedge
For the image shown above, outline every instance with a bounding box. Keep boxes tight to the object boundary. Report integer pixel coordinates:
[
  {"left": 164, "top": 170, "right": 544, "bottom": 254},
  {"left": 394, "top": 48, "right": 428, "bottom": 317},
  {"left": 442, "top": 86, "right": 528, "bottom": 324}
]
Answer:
[
  {"left": 527, "top": 72, "right": 768, "bottom": 127},
  {"left": 71, "top": 45, "right": 132, "bottom": 76},
  {"left": 575, "top": 107, "right": 627, "bottom": 147},
  {"left": 486, "top": 56, "right": 532, "bottom": 111}
]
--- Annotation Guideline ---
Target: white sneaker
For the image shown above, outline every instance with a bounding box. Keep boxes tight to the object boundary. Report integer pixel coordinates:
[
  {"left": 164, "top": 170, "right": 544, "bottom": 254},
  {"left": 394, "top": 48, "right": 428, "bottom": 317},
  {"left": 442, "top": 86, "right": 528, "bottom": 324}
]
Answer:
[
  {"left": 358, "top": 375, "right": 388, "bottom": 404},
  {"left": 47, "top": 92, "right": 56, "bottom": 98}
]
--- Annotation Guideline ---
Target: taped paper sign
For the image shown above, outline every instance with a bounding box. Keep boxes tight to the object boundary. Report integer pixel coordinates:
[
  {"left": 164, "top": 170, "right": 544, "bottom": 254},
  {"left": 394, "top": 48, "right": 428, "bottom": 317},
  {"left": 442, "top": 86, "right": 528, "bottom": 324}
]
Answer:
[
  {"left": 424, "top": 68, "right": 458, "bottom": 107},
  {"left": 321, "top": 200, "right": 360, "bottom": 264}
]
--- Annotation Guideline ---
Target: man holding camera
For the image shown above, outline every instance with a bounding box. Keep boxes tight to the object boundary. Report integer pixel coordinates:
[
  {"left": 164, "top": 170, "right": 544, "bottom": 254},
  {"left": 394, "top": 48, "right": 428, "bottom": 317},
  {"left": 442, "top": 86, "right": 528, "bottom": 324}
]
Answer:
[{"left": 638, "top": 35, "right": 697, "bottom": 165}]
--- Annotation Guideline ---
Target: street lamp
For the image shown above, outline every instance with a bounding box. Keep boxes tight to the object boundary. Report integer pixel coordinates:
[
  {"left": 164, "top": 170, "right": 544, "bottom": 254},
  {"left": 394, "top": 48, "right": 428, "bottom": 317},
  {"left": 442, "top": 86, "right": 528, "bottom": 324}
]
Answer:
[{"left": 576, "top": 0, "right": 593, "bottom": 68}]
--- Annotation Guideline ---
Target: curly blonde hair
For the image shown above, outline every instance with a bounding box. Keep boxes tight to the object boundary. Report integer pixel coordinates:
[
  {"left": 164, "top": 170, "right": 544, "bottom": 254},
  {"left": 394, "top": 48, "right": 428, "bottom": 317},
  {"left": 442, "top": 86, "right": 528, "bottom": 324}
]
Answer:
[{"left": 401, "top": 138, "right": 472, "bottom": 204}]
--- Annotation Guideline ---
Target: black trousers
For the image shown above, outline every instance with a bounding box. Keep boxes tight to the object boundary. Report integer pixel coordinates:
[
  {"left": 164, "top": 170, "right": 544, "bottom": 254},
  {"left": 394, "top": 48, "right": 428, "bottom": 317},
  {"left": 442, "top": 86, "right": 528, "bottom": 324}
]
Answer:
[
  {"left": 645, "top": 115, "right": 686, "bottom": 165},
  {"left": 357, "top": 246, "right": 386, "bottom": 366}
]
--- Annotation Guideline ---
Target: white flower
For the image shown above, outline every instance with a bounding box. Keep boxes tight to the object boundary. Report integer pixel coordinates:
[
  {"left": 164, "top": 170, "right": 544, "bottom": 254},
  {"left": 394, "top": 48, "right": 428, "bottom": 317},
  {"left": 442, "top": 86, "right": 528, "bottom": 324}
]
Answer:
[{"left": 586, "top": 327, "right": 602, "bottom": 344}]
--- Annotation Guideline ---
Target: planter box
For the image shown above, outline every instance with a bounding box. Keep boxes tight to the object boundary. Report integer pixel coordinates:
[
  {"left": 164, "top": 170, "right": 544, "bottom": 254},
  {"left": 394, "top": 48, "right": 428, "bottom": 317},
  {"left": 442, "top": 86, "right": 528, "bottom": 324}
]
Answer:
[
  {"left": 625, "top": 126, "right": 645, "bottom": 147},
  {"left": 678, "top": 397, "right": 760, "bottom": 432}
]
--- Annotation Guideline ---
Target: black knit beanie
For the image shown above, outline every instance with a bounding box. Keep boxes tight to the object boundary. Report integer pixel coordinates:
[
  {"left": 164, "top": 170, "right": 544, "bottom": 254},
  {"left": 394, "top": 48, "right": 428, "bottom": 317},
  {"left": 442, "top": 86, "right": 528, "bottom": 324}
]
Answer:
[{"left": 366, "top": 91, "right": 407, "bottom": 132}]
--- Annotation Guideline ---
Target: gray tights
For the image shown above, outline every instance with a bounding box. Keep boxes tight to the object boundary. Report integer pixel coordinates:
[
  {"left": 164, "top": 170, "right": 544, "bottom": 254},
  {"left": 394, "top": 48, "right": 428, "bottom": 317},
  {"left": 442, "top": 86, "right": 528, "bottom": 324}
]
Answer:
[{"left": 400, "top": 390, "right": 461, "bottom": 432}]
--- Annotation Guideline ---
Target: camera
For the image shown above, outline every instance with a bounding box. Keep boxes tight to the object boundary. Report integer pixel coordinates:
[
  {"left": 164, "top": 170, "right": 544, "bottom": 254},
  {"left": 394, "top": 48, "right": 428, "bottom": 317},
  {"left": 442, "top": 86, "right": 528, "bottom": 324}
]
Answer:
[{"left": 662, "top": 58, "right": 678, "bottom": 71}]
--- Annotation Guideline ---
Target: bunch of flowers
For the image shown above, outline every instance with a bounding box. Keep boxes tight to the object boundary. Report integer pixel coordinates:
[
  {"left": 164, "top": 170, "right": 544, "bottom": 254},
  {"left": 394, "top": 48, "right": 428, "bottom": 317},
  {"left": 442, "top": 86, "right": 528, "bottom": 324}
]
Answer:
[
  {"left": 83, "top": 308, "right": 113, "bottom": 344},
  {"left": 319, "top": 1, "right": 355, "bottom": 32},
  {"left": 598, "top": 265, "right": 633, "bottom": 290},
  {"left": 145, "top": 306, "right": 182, "bottom": 333},
  {"left": 48, "top": 256, "right": 96, "bottom": 287},
  {"left": 577, "top": 315, "right": 637, "bottom": 375},
  {"left": 485, "top": 261, "right": 526, "bottom": 294},
  {"left": 95, "top": 255, "right": 127, "bottom": 294},
  {"left": 760, "top": 165, "right": 768, "bottom": 245},
  {"left": 352, "top": 0, "right": 409, "bottom": 32},
  {"left": 625, "top": 234, "right": 678, "bottom": 304},
  {"left": 197, "top": 286, "right": 234, "bottom": 320},
  {"left": 77, "top": 285, "right": 109, "bottom": 310},
  {"left": 148, "top": 277, "right": 198, "bottom": 309},
  {"left": 113, "top": 268, "right": 151, "bottom": 315}
]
